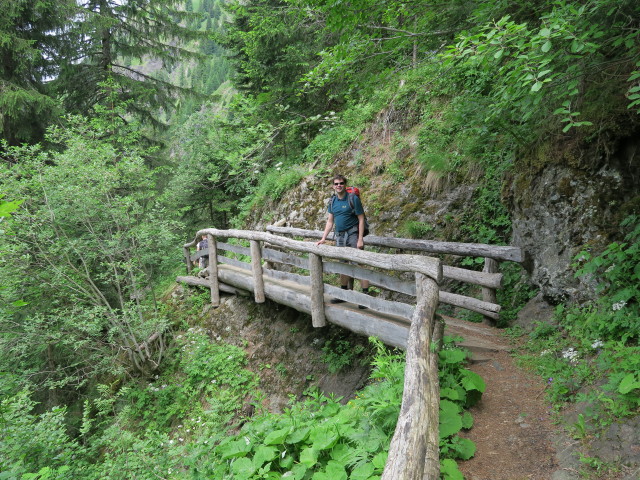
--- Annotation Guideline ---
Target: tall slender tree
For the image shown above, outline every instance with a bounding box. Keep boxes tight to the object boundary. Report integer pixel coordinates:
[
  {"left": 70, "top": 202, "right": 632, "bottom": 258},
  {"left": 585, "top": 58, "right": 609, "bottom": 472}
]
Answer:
[{"left": 0, "top": 0, "right": 73, "bottom": 145}]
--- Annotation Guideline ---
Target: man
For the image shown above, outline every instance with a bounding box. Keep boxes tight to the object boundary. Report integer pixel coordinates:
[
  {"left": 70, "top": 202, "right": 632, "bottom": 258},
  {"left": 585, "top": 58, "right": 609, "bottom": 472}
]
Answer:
[
  {"left": 316, "top": 174, "right": 370, "bottom": 307},
  {"left": 196, "top": 235, "right": 209, "bottom": 269}
]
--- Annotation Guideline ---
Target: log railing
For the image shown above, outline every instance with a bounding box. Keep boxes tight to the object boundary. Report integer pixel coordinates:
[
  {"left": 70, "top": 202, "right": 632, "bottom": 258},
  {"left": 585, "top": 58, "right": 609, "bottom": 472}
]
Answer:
[
  {"left": 265, "top": 226, "right": 524, "bottom": 322},
  {"left": 179, "top": 227, "right": 444, "bottom": 477}
]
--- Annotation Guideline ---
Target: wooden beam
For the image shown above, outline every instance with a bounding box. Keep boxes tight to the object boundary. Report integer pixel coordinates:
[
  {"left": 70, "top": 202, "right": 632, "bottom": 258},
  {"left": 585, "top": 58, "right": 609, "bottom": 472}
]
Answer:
[
  {"left": 250, "top": 240, "right": 265, "bottom": 303},
  {"left": 309, "top": 253, "right": 326, "bottom": 327},
  {"left": 214, "top": 264, "right": 412, "bottom": 348},
  {"left": 183, "top": 246, "right": 192, "bottom": 274},
  {"left": 439, "top": 291, "right": 501, "bottom": 320},
  {"left": 207, "top": 234, "right": 219, "bottom": 306},
  {"left": 382, "top": 273, "right": 440, "bottom": 479},
  {"left": 266, "top": 226, "right": 523, "bottom": 263},
  {"left": 482, "top": 257, "right": 498, "bottom": 324},
  {"left": 176, "top": 276, "right": 247, "bottom": 296}
]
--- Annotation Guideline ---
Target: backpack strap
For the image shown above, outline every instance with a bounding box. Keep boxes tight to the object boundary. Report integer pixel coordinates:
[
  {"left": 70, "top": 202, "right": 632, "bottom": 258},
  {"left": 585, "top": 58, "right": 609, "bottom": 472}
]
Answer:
[{"left": 347, "top": 192, "right": 355, "bottom": 211}]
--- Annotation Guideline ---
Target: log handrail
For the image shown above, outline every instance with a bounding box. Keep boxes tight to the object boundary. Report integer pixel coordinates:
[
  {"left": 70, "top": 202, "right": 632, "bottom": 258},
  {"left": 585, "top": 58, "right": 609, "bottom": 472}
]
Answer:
[
  {"left": 266, "top": 225, "right": 524, "bottom": 262},
  {"left": 187, "top": 228, "right": 443, "bottom": 282}
]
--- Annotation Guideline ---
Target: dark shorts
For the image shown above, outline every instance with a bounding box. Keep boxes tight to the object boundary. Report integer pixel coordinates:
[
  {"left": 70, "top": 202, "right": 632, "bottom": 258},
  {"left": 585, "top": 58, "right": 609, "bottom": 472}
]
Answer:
[{"left": 335, "top": 226, "right": 359, "bottom": 248}]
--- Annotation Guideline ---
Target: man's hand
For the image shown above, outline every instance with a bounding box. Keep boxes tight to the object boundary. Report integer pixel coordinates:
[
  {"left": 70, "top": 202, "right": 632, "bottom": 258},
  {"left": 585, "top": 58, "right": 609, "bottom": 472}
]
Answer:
[{"left": 316, "top": 238, "right": 326, "bottom": 245}]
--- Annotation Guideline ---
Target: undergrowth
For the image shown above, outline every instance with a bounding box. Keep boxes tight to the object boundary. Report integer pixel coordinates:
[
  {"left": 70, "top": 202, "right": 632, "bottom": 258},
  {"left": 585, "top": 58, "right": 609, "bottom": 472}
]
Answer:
[
  {"left": 0, "top": 328, "right": 485, "bottom": 479},
  {"left": 512, "top": 215, "right": 640, "bottom": 473}
]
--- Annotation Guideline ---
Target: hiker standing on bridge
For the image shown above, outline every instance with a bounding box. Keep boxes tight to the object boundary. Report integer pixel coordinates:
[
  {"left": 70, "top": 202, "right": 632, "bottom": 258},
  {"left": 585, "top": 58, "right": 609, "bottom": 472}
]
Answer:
[
  {"left": 317, "top": 174, "right": 370, "bottom": 307},
  {"left": 196, "top": 235, "right": 209, "bottom": 269}
]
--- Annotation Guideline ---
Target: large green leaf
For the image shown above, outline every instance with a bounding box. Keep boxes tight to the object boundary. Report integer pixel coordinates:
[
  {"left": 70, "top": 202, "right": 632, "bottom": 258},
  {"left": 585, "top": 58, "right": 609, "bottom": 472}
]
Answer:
[
  {"left": 253, "top": 445, "right": 277, "bottom": 467},
  {"left": 350, "top": 462, "right": 374, "bottom": 479},
  {"left": 618, "top": 374, "right": 640, "bottom": 394},
  {"left": 219, "top": 438, "right": 252, "bottom": 459},
  {"left": 461, "top": 369, "right": 486, "bottom": 393},
  {"left": 440, "top": 458, "right": 464, "bottom": 480},
  {"left": 325, "top": 460, "right": 348, "bottom": 480},
  {"left": 452, "top": 437, "right": 476, "bottom": 460},
  {"left": 287, "top": 426, "right": 311, "bottom": 444},
  {"left": 264, "top": 427, "right": 291, "bottom": 445},
  {"left": 439, "top": 350, "right": 467, "bottom": 364},
  {"left": 299, "top": 446, "right": 319, "bottom": 468},
  {"left": 231, "top": 457, "right": 256, "bottom": 479},
  {"left": 439, "top": 400, "right": 463, "bottom": 438},
  {"left": 310, "top": 426, "right": 339, "bottom": 450}
]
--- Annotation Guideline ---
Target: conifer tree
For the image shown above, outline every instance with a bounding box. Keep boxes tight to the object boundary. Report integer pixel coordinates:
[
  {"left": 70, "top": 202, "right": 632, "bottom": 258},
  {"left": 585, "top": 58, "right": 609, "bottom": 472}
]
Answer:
[
  {"left": 51, "top": 0, "right": 204, "bottom": 130},
  {"left": 0, "top": 0, "right": 73, "bottom": 145}
]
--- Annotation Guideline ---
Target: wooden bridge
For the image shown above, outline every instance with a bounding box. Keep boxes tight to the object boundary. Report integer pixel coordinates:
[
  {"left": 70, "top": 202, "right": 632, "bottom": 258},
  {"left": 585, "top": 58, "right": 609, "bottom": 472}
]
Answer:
[{"left": 177, "top": 226, "right": 523, "bottom": 479}]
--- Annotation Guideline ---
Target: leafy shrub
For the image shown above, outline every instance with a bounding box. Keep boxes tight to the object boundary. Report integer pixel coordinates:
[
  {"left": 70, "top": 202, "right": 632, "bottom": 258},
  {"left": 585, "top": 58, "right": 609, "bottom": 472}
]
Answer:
[
  {"left": 573, "top": 215, "right": 640, "bottom": 342},
  {"left": 321, "top": 338, "right": 366, "bottom": 373},
  {"left": 125, "top": 328, "right": 257, "bottom": 431},
  {"left": 191, "top": 336, "right": 482, "bottom": 479},
  {"left": 0, "top": 387, "right": 85, "bottom": 478},
  {"left": 402, "top": 220, "right": 434, "bottom": 239}
]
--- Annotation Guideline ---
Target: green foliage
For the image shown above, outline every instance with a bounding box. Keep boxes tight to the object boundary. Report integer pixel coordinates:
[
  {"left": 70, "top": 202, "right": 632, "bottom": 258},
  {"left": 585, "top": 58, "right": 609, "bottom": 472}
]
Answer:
[
  {"left": 295, "top": 0, "right": 472, "bottom": 95},
  {"left": 52, "top": 0, "right": 205, "bottom": 128},
  {"left": 572, "top": 215, "right": 640, "bottom": 342},
  {"left": 186, "top": 336, "right": 481, "bottom": 479},
  {"left": 459, "top": 158, "right": 513, "bottom": 246},
  {"left": 401, "top": 220, "right": 434, "bottom": 239},
  {"left": 517, "top": 218, "right": 640, "bottom": 430},
  {"left": 321, "top": 338, "right": 366, "bottom": 374},
  {"left": 496, "top": 263, "right": 538, "bottom": 327},
  {"left": 240, "top": 165, "right": 308, "bottom": 220},
  {"left": 0, "top": 385, "right": 85, "bottom": 478},
  {"left": 0, "top": 102, "right": 180, "bottom": 390},
  {"left": 0, "top": 0, "right": 71, "bottom": 144},
  {"left": 302, "top": 98, "right": 388, "bottom": 166},
  {"left": 442, "top": 0, "right": 640, "bottom": 140},
  {"left": 124, "top": 328, "right": 257, "bottom": 431}
]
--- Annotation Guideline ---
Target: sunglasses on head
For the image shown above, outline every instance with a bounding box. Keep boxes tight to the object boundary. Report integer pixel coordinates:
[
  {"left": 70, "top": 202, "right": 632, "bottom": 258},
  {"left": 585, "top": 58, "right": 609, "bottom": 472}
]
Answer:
[{"left": 334, "top": 181, "right": 345, "bottom": 185}]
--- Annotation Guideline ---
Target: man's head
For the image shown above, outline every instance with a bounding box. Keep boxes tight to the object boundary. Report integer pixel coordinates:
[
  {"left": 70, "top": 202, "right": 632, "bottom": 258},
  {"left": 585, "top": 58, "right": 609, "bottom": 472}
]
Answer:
[{"left": 332, "top": 175, "right": 347, "bottom": 194}]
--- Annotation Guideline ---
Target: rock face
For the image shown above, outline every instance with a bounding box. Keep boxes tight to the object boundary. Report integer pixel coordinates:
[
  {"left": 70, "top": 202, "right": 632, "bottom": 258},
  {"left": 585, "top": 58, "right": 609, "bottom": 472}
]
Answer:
[{"left": 508, "top": 134, "right": 640, "bottom": 304}]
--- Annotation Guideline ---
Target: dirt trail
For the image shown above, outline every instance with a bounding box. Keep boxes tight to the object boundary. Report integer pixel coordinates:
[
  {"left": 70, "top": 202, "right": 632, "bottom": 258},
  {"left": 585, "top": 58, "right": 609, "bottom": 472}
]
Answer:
[{"left": 444, "top": 317, "right": 579, "bottom": 480}]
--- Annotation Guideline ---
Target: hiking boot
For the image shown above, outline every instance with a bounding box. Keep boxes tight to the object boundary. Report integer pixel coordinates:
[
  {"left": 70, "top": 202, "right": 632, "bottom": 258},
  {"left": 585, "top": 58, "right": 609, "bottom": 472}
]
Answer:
[
  {"left": 358, "top": 304, "right": 368, "bottom": 310},
  {"left": 330, "top": 298, "right": 345, "bottom": 304}
]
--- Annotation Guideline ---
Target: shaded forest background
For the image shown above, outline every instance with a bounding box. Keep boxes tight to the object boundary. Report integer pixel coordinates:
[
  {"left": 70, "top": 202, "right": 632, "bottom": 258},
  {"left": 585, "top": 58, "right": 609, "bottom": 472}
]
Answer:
[{"left": 1, "top": 0, "right": 639, "bottom": 478}]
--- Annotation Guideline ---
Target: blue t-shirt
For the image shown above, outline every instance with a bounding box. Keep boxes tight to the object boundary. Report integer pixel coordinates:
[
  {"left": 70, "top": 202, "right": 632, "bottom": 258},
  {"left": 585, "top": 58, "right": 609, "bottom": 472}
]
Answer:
[{"left": 329, "top": 193, "right": 364, "bottom": 232}]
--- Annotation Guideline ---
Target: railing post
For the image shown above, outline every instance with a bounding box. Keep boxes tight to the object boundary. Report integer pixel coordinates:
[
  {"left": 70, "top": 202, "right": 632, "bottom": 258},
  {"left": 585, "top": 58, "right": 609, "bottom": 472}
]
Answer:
[
  {"left": 250, "top": 240, "right": 265, "bottom": 303},
  {"left": 207, "top": 234, "right": 219, "bottom": 306},
  {"left": 382, "top": 272, "right": 440, "bottom": 480},
  {"left": 482, "top": 257, "right": 498, "bottom": 324},
  {"left": 309, "top": 253, "right": 326, "bottom": 327},
  {"left": 183, "top": 246, "right": 192, "bottom": 274}
]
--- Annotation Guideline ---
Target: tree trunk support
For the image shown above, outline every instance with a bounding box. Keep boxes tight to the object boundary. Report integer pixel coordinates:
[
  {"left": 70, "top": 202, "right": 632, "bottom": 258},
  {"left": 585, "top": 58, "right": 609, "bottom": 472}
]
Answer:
[
  {"left": 208, "top": 234, "right": 220, "bottom": 306},
  {"left": 250, "top": 240, "right": 265, "bottom": 303},
  {"left": 309, "top": 253, "right": 326, "bottom": 327},
  {"left": 382, "top": 272, "right": 441, "bottom": 480},
  {"left": 482, "top": 257, "right": 498, "bottom": 324}
]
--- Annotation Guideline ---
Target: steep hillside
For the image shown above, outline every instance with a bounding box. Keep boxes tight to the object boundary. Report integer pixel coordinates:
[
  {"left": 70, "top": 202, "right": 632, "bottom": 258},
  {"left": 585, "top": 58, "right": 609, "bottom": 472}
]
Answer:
[{"left": 244, "top": 98, "right": 639, "bottom": 315}]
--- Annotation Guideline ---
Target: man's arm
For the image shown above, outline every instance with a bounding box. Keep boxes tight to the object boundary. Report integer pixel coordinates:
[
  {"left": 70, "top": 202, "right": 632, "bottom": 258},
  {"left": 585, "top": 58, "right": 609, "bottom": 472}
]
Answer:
[
  {"left": 357, "top": 213, "right": 365, "bottom": 249},
  {"left": 317, "top": 214, "right": 334, "bottom": 245}
]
